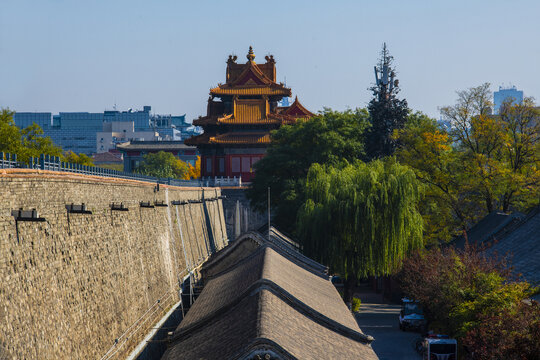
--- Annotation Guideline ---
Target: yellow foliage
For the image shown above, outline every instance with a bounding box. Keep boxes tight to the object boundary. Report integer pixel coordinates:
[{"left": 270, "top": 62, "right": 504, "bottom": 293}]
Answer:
[
  {"left": 422, "top": 131, "right": 450, "bottom": 152},
  {"left": 186, "top": 156, "right": 201, "bottom": 180}
]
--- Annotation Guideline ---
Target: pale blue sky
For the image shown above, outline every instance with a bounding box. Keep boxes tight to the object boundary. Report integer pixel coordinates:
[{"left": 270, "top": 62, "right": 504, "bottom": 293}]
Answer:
[{"left": 1, "top": 0, "right": 539, "bottom": 121}]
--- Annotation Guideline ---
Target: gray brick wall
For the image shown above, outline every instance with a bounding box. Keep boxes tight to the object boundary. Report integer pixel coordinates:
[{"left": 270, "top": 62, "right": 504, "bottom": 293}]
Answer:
[{"left": 0, "top": 170, "right": 227, "bottom": 359}]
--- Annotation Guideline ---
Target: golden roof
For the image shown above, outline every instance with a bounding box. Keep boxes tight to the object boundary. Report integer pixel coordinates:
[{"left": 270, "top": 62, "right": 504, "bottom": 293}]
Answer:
[
  {"left": 186, "top": 48, "right": 314, "bottom": 148},
  {"left": 210, "top": 132, "right": 270, "bottom": 145},
  {"left": 280, "top": 96, "right": 315, "bottom": 118},
  {"left": 210, "top": 86, "right": 291, "bottom": 96},
  {"left": 211, "top": 47, "right": 290, "bottom": 97},
  {"left": 185, "top": 132, "right": 270, "bottom": 146}
]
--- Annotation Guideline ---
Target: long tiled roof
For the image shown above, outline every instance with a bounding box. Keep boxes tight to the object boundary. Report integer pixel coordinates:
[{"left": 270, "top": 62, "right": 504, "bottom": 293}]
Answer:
[
  {"left": 163, "top": 230, "right": 377, "bottom": 360},
  {"left": 164, "top": 289, "right": 377, "bottom": 360},
  {"left": 452, "top": 211, "right": 525, "bottom": 249},
  {"left": 484, "top": 207, "right": 540, "bottom": 288},
  {"left": 202, "top": 229, "right": 327, "bottom": 279}
]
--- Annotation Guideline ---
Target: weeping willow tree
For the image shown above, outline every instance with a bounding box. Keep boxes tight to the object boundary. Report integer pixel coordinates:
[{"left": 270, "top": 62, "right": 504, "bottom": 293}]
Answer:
[{"left": 297, "top": 159, "right": 424, "bottom": 300}]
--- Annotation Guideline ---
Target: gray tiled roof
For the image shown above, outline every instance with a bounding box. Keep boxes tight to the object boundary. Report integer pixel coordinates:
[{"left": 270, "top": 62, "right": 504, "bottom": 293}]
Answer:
[
  {"left": 164, "top": 290, "right": 377, "bottom": 360},
  {"left": 163, "top": 231, "right": 378, "bottom": 360},
  {"left": 453, "top": 211, "right": 525, "bottom": 249},
  {"left": 201, "top": 229, "right": 328, "bottom": 279},
  {"left": 484, "top": 207, "right": 540, "bottom": 288}
]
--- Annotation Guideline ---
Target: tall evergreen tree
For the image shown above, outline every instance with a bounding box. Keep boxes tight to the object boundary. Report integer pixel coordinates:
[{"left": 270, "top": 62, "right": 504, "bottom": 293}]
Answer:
[{"left": 366, "top": 43, "right": 409, "bottom": 159}]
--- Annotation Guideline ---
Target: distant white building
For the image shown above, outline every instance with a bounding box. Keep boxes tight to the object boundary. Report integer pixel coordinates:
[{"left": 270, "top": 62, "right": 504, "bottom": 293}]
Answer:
[
  {"left": 494, "top": 85, "right": 523, "bottom": 114},
  {"left": 96, "top": 121, "right": 158, "bottom": 153}
]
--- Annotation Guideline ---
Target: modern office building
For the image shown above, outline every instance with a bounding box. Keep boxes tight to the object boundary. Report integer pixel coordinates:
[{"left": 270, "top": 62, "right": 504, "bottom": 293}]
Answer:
[
  {"left": 494, "top": 85, "right": 523, "bottom": 114},
  {"left": 14, "top": 106, "right": 201, "bottom": 155},
  {"left": 11, "top": 112, "right": 52, "bottom": 129}
]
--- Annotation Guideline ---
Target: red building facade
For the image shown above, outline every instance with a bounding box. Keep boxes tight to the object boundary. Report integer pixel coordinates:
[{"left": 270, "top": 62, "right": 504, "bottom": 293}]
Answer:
[{"left": 185, "top": 47, "right": 313, "bottom": 182}]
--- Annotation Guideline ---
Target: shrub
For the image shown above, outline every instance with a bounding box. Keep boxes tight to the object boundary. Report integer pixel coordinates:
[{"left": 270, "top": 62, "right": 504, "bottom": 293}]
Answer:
[
  {"left": 351, "top": 297, "right": 361, "bottom": 313},
  {"left": 397, "top": 245, "right": 535, "bottom": 356}
]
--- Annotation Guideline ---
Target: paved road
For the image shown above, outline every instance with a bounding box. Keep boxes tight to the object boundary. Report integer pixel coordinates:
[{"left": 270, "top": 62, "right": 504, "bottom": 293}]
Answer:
[{"left": 355, "top": 301, "right": 422, "bottom": 360}]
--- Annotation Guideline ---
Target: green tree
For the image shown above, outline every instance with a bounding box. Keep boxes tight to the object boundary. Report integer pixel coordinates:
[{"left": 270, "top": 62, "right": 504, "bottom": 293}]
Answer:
[
  {"left": 0, "top": 109, "right": 22, "bottom": 154},
  {"left": 247, "top": 108, "right": 370, "bottom": 233},
  {"left": 136, "top": 151, "right": 189, "bottom": 179},
  {"left": 62, "top": 151, "right": 94, "bottom": 166},
  {"left": 463, "top": 301, "right": 540, "bottom": 360},
  {"left": 297, "top": 159, "right": 424, "bottom": 301},
  {"left": 397, "top": 246, "right": 534, "bottom": 338},
  {"left": 366, "top": 43, "right": 409, "bottom": 159},
  {"left": 395, "top": 112, "right": 469, "bottom": 243},
  {"left": 0, "top": 108, "right": 62, "bottom": 163},
  {"left": 20, "top": 124, "right": 62, "bottom": 161}
]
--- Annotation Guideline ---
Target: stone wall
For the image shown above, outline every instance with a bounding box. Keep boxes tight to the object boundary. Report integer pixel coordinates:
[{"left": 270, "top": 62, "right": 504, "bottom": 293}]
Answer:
[{"left": 0, "top": 169, "right": 227, "bottom": 359}]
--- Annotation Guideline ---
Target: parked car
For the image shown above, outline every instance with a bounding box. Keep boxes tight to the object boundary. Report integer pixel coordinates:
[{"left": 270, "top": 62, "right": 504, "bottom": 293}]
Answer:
[
  {"left": 399, "top": 298, "right": 427, "bottom": 332},
  {"left": 422, "top": 334, "right": 457, "bottom": 360}
]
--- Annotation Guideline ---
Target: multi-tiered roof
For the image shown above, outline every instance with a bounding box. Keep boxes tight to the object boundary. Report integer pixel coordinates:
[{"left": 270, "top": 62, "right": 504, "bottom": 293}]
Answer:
[{"left": 186, "top": 47, "right": 313, "bottom": 147}]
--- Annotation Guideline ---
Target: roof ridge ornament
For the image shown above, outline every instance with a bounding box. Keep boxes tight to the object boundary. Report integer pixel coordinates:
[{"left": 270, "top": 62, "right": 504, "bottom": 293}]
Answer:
[
  {"left": 247, "top": 46, "right": 255, "bottom": 62},
  {"left": 227, "top": 54, "right": 238, "bottom": 64}
]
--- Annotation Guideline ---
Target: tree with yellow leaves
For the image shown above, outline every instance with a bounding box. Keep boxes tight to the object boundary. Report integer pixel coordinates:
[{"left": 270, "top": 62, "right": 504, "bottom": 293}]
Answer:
[
  {"left": 395, "top": 112, "right": 466, "bottom": 243},
  {"left": 397, "top": 84, "right": 539, "bottom": 243},
  {"left": 186, "top": 156, "right": 201, "bottom": 180},
  {"left": 441, "top": 83, "right": 539, "bottom": 214}
]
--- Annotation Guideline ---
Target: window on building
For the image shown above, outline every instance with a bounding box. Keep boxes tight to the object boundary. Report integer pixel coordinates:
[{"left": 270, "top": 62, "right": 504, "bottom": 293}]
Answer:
[
  {"left": 206, "top": 158, "right": 212, "bottom": 174},
  {"left": 231, "top": 157, "right": 240, "bottom": 173},
  {"left": 218, "top": 158, "right": 225, "bottom": 173},
  {"left": 242, "top": 157, "right": 251, "bottom": 173}
]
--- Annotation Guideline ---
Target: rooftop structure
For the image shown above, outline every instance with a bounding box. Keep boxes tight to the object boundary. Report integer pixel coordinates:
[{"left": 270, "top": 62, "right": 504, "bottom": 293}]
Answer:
[
  {"left": 163, "top": 228, "right": 377, "bottom": 360},
  {"left": 185, "top": 47, "right": 313, "bottom": 182}
]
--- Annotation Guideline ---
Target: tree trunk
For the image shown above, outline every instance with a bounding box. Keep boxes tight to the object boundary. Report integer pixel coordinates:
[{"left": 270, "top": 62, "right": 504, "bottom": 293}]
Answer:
[
  {"left": 502, "top": 191, "right": 514, "bottom": 213},
  {"left": 485, "top": 192, "right": 494, "bottom": 213}
]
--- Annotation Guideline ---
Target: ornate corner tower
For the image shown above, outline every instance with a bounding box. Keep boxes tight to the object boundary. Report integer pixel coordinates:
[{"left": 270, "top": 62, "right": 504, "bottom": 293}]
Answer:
[{"left": 185, "top": 47, "right": 313, "bottom": 181}]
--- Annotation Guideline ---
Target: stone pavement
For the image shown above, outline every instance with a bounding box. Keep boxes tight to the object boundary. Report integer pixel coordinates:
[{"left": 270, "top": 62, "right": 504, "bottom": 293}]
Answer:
[{"left": 354, "top": 286, "right": 422, "bottom": 360}]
